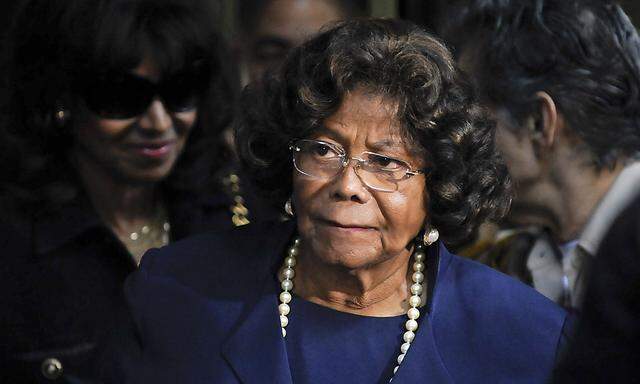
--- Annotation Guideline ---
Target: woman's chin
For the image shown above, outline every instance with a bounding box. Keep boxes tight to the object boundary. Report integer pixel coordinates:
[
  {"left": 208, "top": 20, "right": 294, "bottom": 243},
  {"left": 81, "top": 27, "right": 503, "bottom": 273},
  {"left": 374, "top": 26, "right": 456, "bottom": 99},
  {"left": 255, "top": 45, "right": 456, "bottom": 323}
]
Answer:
[{"left": 306, "top": 238, "right": 384, "bottom": 271}]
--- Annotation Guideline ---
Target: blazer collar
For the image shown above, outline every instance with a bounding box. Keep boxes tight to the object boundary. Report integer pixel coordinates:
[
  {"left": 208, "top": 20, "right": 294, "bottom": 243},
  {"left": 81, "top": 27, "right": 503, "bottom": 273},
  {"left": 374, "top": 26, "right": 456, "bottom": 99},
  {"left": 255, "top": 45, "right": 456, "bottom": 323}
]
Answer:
[{"left": 221, "top": 220, "right": 296, "bottom": 384}]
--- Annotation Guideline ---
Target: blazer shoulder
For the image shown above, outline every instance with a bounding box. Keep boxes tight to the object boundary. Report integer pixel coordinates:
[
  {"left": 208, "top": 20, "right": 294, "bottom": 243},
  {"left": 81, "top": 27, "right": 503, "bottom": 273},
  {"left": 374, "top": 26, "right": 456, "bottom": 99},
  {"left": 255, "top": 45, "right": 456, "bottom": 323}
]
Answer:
[
  {"left": 137, "top": 220, "right": 295, "bottom": 290},
  {"left": 446, "top": 252, "right": 566, "bottom": 320},
  {"left": 431, "top": 250, "right": 567, "bottom": 382}
]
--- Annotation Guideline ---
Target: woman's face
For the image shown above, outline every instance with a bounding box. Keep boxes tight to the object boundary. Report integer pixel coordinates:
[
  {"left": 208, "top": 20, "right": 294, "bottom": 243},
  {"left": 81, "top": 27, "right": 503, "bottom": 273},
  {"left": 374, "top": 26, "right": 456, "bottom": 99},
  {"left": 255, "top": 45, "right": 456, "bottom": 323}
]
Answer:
[
  {"left": 73, "top": 58, "right": 198, "bottom": 184},
  {"left": 244, "top": 0, "right": 344, "bottom": 84},
  {"left": 293, "top": 89, "right": 429, "bottom": 270}
]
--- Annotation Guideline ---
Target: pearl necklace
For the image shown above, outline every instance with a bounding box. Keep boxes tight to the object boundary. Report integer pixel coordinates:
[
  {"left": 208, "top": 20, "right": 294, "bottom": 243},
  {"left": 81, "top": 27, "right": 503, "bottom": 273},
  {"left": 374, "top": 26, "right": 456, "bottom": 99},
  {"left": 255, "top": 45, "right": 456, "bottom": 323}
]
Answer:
[{"left": 277, "top": 238, "right": 427, "bottom": 381}]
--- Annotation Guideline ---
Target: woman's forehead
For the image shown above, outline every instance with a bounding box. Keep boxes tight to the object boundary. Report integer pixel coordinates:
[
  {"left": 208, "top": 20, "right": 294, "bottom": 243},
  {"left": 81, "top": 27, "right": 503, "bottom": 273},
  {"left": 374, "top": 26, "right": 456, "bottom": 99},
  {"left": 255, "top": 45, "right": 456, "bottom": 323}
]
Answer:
[{"left": 319, "top": 90, "right": 420, "bottom": 154}]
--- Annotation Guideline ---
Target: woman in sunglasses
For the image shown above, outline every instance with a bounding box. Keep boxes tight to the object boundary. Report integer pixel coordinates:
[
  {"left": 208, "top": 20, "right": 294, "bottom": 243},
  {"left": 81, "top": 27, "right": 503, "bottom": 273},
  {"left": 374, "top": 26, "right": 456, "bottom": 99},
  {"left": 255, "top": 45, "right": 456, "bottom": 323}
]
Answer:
[
  {"left": 0, "top": 0, "right": 253, "bottom": 381},
  {"left": 120, "top": 19, "right": 569, "bottom": 383}
]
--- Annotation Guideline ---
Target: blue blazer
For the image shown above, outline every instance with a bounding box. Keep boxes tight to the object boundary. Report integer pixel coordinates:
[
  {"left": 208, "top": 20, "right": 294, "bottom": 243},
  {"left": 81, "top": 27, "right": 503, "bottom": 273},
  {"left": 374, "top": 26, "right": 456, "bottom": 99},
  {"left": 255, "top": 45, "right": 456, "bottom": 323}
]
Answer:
[{"left": 121, "top": 221, "right": 568, "bottom": 383}]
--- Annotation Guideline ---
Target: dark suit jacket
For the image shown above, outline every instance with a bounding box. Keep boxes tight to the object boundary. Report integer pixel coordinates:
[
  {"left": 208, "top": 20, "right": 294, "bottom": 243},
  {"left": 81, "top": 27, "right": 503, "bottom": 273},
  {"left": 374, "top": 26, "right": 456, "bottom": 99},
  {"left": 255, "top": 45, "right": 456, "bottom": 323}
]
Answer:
[
  {"left": 0, "top": 188, "right": 250, "bottom": 383},
  {"left": 551, "top": 194, "right": 640, "bottom": 383},
  {"left": 121, "top": 220, "right": 568, "bottom": 383}
]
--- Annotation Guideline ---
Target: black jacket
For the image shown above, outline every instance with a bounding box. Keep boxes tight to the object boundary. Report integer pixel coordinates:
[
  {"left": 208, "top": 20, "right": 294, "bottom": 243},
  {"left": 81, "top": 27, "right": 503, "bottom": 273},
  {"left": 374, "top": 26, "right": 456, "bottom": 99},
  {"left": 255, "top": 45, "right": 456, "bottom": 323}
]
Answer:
[
  {"left": 0, "top": 187, "right": 265, "bottom": 383},
  {"left": 551, "top": 194, "right": 640, "bottom": 383}
]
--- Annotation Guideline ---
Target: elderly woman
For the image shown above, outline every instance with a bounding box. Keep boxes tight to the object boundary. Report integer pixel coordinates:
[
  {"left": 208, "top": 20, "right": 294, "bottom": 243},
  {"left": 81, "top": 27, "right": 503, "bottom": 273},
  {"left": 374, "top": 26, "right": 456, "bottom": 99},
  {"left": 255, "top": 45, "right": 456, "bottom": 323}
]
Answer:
[
  {"left": 0, "top": 0, "right": 259, "bottom": 381},
  {"left": 122, "top": 19, "right": 568, "bottom": 383}
]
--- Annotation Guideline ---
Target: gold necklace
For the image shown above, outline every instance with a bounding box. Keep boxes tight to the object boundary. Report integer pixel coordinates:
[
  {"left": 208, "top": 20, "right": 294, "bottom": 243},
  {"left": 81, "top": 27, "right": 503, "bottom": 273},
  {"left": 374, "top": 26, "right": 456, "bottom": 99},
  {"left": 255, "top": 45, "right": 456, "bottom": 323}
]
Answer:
[
  {"left": 120, "top": 207, "right": 171, "bottom": 265},
  {"left": 222, "top": 172, "right": 250, "bottom": 227}
]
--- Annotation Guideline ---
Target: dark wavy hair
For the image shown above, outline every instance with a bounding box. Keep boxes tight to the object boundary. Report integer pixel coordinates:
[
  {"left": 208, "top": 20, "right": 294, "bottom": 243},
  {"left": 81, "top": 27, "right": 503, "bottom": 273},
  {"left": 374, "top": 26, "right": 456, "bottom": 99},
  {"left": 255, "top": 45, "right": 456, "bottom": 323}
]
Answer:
[
  {"left": 0, "top": 0, "right": 234, "bottom": 209},
  {"left": 444, "top": 0, "right": 640, "bottom": 168},
  {"left": 236, "top": 18, "right": 512, "bottom": 247}
]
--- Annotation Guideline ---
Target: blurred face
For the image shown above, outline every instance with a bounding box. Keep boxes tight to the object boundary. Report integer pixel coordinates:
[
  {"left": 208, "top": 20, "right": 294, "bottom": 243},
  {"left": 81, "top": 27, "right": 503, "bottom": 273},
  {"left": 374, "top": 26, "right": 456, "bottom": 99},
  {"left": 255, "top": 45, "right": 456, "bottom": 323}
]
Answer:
[
  {"left": 244, "top": 0, "right": 344, "bottom": 83},
  {"left": 458, "top": 42, "right": 561, "bottom": 232},
  {"left": 293, "top": 89, "right": 429, "bottom": 270},
  {"left": 72, "top": 58, "right": 198, "bottom": 184},
  {"left": 492, "top": 108, "right": 560, "bottom": 231}
]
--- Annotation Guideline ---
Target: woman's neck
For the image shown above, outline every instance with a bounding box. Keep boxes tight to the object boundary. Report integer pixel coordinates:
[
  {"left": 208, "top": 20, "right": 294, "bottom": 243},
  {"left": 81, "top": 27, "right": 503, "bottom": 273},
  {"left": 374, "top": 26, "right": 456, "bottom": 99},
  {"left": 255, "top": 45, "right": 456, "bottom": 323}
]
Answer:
[
  {"left": 293, "top": 246, "right": 414, "bottom": 317},
  {"left": 72, "top": 152, "right": 162, "bottom": 233}
]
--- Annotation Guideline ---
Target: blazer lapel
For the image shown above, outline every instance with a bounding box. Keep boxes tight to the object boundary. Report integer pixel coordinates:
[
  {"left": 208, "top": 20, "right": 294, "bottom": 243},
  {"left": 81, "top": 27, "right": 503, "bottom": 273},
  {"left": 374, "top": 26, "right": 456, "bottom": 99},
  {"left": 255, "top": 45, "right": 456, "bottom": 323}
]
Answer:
[
  {"left": 221, "top": 291, "right": 293, "bottom": 384},
  {"left": 221, "top": 222, "right": 295, "bottom": 384},
  {"left": 392, "top": 317, "right": 455, "bottom": 383}
]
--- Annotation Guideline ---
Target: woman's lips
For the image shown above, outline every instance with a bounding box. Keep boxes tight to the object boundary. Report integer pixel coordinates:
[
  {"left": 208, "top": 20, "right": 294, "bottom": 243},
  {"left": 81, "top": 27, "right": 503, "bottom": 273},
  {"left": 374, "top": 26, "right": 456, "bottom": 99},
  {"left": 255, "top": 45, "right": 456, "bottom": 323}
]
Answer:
[
  {"left": 319, "top": 219, "right": 376, "bottom": 231},
  {"left": 127, "top": 141, "right": 176, "bottom": 159}
]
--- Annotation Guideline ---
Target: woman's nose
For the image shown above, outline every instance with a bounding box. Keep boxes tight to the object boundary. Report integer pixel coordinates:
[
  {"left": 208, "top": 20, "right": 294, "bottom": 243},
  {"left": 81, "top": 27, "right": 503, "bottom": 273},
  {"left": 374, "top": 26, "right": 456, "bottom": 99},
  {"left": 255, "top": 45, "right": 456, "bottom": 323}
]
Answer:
[
  {"left": 138, "top": 98, "right": 172, "bottom": 132},
  {"left": 331, "top": 160, "right": 371, "bottom": 203}
]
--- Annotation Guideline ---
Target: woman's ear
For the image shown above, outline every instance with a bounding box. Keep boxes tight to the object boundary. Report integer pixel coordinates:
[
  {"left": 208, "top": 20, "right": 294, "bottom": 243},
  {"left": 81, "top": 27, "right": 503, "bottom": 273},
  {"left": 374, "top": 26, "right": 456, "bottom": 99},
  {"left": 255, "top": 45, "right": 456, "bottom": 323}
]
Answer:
[{"left": 530, "top": 91, "right": 559, "bottom": 149}]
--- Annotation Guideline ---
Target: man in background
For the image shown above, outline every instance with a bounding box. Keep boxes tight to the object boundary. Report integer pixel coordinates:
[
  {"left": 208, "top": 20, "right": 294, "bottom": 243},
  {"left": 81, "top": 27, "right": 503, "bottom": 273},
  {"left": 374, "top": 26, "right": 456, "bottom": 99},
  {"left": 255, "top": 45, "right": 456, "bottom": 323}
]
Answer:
[
  {"left": 444, "top": 0, "right": 640, "bottom": 309},
  {"left": 234, "top": 0, "right": 367, "bottom": 85}
]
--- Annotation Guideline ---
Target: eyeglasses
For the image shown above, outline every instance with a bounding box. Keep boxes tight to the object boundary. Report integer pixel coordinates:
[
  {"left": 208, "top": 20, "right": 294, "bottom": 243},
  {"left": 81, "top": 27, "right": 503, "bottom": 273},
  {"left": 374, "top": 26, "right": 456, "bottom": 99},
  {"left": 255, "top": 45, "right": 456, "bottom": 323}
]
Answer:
[
  {"left": 77, "top": 66, "right": 209, "bottom": 119},
  {"left": 289, "top": 139, "right": 427, "bottom": 192}
]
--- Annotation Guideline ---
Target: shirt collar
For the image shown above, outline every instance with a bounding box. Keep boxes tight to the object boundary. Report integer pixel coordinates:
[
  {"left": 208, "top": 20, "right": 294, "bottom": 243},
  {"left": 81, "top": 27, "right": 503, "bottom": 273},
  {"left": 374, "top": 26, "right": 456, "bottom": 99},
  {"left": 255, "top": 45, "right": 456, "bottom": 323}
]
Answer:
[{"left": 579, "top": 161, "right": 640, "bottom": 255}]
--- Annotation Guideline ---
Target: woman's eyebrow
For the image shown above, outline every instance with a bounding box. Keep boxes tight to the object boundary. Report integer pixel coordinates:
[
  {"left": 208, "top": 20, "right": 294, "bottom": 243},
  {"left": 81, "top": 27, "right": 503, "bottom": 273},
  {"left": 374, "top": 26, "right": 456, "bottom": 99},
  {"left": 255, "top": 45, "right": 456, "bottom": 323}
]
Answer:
[
  {"left": 314, "top": 125, "right": 347, "bottom": 143},
  {"left": 367, "top": 139, "right": 408, "bottom": 153},
  {"left": 368, "top": 139, "right": 426, "bottom": 159},
  {"left": 369, "top": 139, "right": 402, "bottom": 149}
]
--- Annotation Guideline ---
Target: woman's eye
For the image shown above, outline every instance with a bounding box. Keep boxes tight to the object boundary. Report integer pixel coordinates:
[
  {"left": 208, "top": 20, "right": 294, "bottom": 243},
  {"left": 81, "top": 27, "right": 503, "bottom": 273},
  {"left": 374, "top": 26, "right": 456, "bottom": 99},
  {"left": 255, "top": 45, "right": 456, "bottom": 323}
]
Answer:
[
  {"left": 311, "top": 143, "right": 332, "bottom": 157},
  {"left": 370, "top": 155, "right": 400, "bottom": 169}
]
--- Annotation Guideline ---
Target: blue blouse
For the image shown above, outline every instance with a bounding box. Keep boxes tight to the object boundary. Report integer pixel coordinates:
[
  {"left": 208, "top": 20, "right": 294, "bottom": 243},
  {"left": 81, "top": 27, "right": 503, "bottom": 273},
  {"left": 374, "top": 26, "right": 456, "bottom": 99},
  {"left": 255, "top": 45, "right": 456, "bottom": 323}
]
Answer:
[{"left": 285, "top": 297, "right": 410, "bottom": 383}]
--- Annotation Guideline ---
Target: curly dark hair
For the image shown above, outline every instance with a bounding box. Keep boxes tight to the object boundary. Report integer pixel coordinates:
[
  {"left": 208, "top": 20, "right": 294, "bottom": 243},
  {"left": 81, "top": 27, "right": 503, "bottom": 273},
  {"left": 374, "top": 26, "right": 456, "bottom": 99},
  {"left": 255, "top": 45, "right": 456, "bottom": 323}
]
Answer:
[
  {"left": 236, "top": 18, "right": 512, "bottom": 247},
  {"left": 0, "top": 0, "right": 234, "bottom": 210},
  {"left": 443, "top": 0, "right": 640, "bottom": 168}
]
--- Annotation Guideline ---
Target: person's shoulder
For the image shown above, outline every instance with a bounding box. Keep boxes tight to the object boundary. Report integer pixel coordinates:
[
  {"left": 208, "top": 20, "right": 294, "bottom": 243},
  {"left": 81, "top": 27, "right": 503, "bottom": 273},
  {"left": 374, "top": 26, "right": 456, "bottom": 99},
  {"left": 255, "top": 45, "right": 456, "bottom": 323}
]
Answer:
[
  {"left": 136, "top": 219, "right": 295, "bottom": 290},
  {"left": 446, "top": 249, "right": 565, "bottom": 319},
  {"left": 432, "top": 246, "right": 568, "bottom": 381}
]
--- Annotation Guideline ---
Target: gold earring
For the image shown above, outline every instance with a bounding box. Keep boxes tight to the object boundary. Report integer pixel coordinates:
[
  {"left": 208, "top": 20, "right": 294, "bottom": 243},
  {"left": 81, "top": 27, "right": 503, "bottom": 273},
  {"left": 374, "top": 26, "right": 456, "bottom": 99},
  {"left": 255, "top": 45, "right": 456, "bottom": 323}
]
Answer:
[
  {"left": 54, "top": 108, "right": 69, "bottom": 127},
  {"left": 423, "top": 227, "right": 439, "bottom": 246},
  {"left": 284, "top": 198, "right": 294, "bottom": 216}
]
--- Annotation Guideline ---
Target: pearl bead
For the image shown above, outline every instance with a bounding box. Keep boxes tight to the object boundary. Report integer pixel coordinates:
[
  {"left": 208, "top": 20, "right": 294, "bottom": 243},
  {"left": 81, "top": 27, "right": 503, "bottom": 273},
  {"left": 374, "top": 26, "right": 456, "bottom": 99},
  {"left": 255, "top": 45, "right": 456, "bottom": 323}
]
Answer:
[
  {"left": 281, "top": 267, "right": 295, "bottom": 280},
  {"left": 405, "top": 319, "right": 418, "bottom": 332},
  {"left": 280, "top": 315, "right": 288, "bottom": 327},
  {"left": 407, "top": 307, "right": 420, "bottom": 320},
  {"left": 281, "top": 280, "right": 293, "bottom": 291},
  {"left": 288, "top": 247, "right": 299, "bottom": 257},
  {"left": 284, "top": 256, "right": 296, "bottom": 267},
  {"left": 403, "top": 330, "right": 415, "bottom": 343},
  {"left": 294, "top": 238, "right": 301, "bottom": 246},
  {"left": 278, "top": 303, "right": 290, "bottom": 316},
  {"left": 409, "top": 295, "right": 421, "bottom": 308},
  {"left": 410, "top": 283, "right": 422, "bottom": 295},
  {"left": 397, "top": 353, "right": 405, "bottom": 364},
  {"left": 393, "top": 366, "right": 399, "bottom": 374},
  {"left": 413, "top": 261, "right": 425, "bottom": 272},
  {"left": 414, "top": 251, "right": 425, "bottom": 261},
  {"left": 282, "top": 328, "right": 287, "bottom": 337},
  {"left": 279, "top": 291, "right": 292, "bottom": 304},
  {"left": 415, "top": 243, "right": 424, "bottom": 250},
  {"left": 401, "top": 342, "right": 411, "bottom": 354},
  {"left": 412, "top": 271, "right": 424, "bottom": 283}
]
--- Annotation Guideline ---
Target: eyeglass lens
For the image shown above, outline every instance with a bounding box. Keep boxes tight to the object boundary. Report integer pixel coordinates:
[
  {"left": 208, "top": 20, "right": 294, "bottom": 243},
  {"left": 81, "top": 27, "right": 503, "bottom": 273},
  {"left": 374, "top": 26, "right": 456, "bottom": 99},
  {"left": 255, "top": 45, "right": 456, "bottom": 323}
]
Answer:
[{"left": 292, "top": 140, "right": 412, "bottom": 192}]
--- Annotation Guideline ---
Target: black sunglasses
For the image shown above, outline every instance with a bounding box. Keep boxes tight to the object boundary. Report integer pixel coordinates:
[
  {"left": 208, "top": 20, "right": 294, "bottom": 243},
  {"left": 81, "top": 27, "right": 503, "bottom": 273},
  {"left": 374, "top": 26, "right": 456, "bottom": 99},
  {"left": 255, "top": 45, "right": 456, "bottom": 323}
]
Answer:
[{"left": 78, "top": 65, "right": 210, "bottom": 119}]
